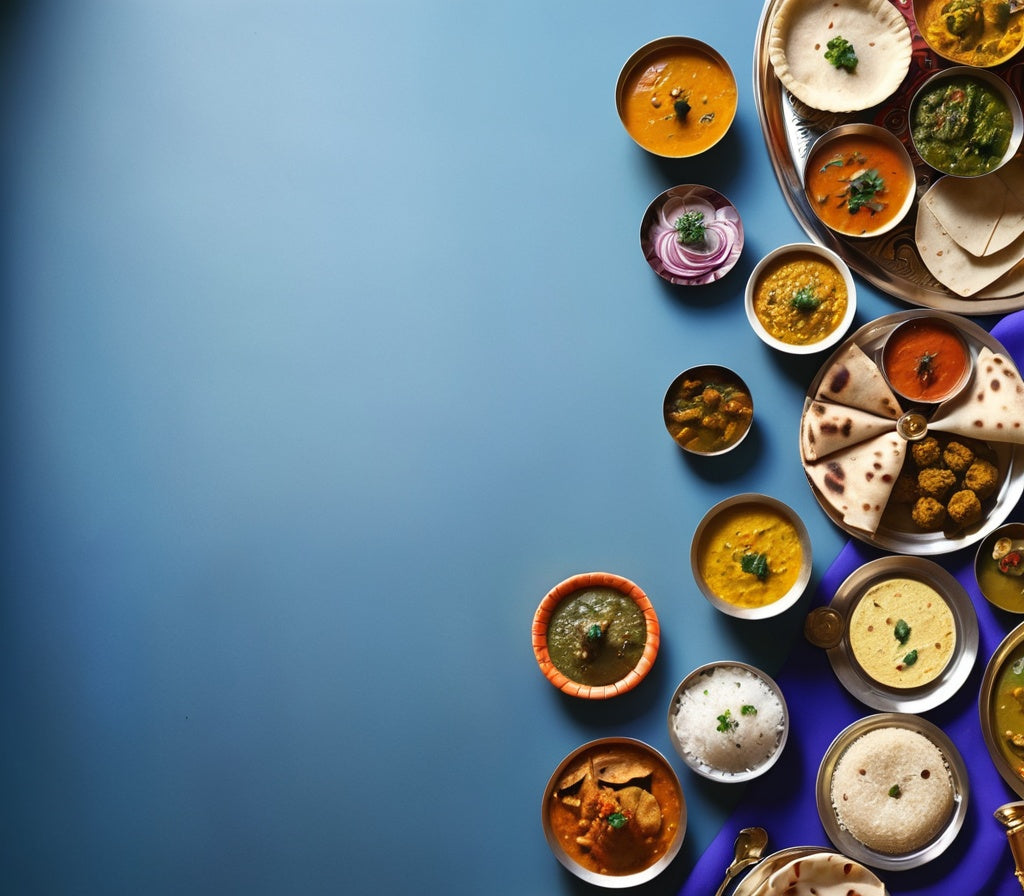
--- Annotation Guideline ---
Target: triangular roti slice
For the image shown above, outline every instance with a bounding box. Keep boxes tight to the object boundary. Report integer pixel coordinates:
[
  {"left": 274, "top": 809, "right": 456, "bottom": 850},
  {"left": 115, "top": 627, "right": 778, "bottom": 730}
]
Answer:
[
  {"left": 805, "top": 431, "right": 905, "bottom": 534},
  {"left": 916, "top": 201, "right": 1024, "bottom": 297},
  {"left": 801, "top": 399, "right": 897, "bottom": 462},
  {"left": 816, "top": 342, "right": 902, "bottom": 419},
  {"left": 930, "top": 346, "right": 1024, "bottom": 443},
  {"left": 922, "top": 158, "right": 1024, "bottom": 257},
  {"left": 765, "top": 851, "right": 886, "bottom": 896}
]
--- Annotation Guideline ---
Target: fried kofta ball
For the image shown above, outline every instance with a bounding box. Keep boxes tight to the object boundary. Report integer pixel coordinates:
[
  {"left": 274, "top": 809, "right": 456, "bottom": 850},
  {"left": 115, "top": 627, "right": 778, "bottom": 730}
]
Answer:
[
  {"left": 964, "top": 459, "right": 1000, "bottom": 500},
  {"left": 917, "top": 467, "right": 957, "bottom": 500},
  {"left": 942, "top": 441, "right": 975, "bottom": 475},
  {"left": 912, "top": 496, "right": 948, "bottom": 531},
  {"left": 911, "top": 436, "right": 942, "bottom": 468},
  {"left": 890, "top": 473, "right": 920, "bottom": 505},
  {"left": 947, "top": 489, "right": 982, "bottom": 528}
]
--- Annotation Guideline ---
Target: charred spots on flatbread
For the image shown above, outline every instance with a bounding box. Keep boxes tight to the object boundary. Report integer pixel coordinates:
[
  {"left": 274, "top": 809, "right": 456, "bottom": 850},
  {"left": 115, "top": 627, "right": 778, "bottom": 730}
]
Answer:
[
  {"left": 826, "top": 366, "right": 851, "bottom": 396},
  {"left": 823, "top": 461, "right": 846, "bottom": 495}
]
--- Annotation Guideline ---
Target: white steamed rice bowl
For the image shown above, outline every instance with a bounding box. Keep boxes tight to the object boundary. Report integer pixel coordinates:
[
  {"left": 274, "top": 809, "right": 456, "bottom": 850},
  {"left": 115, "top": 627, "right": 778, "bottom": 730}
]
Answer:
[{"left": 669, "top": 665, "right": 786, "bottom": 777}]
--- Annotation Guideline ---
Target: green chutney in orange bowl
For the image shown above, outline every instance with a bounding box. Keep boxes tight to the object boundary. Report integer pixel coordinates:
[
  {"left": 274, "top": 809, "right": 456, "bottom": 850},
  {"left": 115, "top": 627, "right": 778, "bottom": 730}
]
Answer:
[{"left": 533, "top": 572, "right": 660, "bottom": 699}]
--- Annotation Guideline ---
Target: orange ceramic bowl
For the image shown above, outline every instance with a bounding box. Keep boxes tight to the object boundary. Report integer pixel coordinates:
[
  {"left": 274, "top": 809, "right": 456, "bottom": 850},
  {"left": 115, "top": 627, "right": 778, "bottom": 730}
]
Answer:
[{"left": 533, "top": 572, "right": 660, "bottom": 699}]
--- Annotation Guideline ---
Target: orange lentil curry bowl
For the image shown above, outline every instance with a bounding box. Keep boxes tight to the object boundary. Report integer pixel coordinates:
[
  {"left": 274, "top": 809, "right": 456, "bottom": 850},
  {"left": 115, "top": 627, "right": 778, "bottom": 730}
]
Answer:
[{"left": 533, "top": 572, "right": 660, "bottom": 699}]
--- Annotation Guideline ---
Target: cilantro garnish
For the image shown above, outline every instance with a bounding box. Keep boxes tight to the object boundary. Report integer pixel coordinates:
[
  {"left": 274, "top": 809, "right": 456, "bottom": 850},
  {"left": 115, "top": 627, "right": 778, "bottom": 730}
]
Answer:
[
  {"left": 844, "top": 169, "right": 885, "bottom": 213},
  {"left": 790, "top": 286, "right": 821, "bottom": 312},
  {"left": 825, "top": 36, "right": 858, "bottom": 71},
  {"left": 674, "top": 210, "right": 706, "bottom": 245},
  {"left": 740, "top": 552, "right": 770, "bottom": 580},
  {"left": 894, "top": 619, "right": 911, "bottom": 645}
]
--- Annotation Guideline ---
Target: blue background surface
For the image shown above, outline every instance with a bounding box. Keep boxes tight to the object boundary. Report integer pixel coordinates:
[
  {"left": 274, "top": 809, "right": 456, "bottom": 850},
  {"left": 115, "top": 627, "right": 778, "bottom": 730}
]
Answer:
[{"left": 1, "top": 2, "right": 996, "bottom": 894}]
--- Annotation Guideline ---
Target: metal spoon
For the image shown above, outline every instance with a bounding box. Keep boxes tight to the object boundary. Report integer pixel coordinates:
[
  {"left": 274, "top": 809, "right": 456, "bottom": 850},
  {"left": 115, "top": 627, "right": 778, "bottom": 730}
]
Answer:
[{"left": 712, "top": 827, "right": 769, "bottom": 896}]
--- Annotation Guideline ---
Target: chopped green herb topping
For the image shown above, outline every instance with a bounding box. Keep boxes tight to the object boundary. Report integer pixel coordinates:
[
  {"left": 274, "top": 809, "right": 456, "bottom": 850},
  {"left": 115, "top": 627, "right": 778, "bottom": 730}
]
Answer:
[
  {"left": 888, "top": 784, "right": 902, "bottom": 799},
  {"left": 741, "top": 704, "right": 757, "bottom": 716},
  {"left": 674, "top": 210, "right": 706, "bottom": 246},
  {"left": 790, "top": 286, "right": 821, "bottom": 312},
  {"left": 916, "top": 351, "right": 937, "bottom": 381},
  {"left": 716, "top": 710, "right": 738, "bottom": 733},
  {"left": 740, "top": 552, "right": 770, "bottom": 580},
  {"left": 894, "top": 619, "right": 911, "bottom": 645},
  {"left": 825, "top": 36, "right": 858, "bottom": 71},
  {"left": 586, "top": 623, "right": 603, "bottom": 641},
  {"left": 674, "top": 98, "right": 691, "bottom": 121},
  {"left": 844, "top": 168, "right": 885, "bottom": 214},
  {"left": 903, "top": 649, "right": 919, "bottom": 667},
  {"left": 606, "top": 812, "right": 628, "bottom": 829}
]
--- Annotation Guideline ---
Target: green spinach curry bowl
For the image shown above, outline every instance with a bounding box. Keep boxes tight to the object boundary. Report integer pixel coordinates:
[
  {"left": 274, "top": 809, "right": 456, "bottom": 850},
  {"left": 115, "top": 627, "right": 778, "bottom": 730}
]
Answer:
[
  {"left": 533, "top": 572, "right": 660, "bottom": 699},
  {"left": 909, "top": 66, "right": 1023, "bottom": 178}
]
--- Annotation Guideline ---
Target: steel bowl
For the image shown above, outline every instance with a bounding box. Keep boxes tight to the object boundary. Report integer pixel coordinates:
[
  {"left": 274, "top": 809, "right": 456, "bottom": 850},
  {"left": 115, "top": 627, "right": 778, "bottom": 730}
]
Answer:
[
  {"left": 745, "top": 243, "right": 857, "bottom": 355},
  {"left": 690, "top": 492, "right": 812, "bottom": 619},
  {"left": 667, "top": 660, "right": 789, "bottom": 782},
  {"left": 541, "top": 737, "right": 686, "bottom": 887}
]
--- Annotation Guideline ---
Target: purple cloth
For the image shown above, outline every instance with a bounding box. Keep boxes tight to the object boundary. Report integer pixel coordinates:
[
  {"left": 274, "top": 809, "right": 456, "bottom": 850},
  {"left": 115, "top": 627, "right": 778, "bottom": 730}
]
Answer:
[{"left": 679, "top": 310, "right": 1024, "bottom": 896}]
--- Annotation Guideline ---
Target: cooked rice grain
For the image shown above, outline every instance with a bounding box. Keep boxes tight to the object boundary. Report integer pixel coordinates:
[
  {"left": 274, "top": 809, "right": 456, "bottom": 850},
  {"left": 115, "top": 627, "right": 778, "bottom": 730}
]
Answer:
[{"left": 671, "top": 667, "right": 784, "bottom": 774}]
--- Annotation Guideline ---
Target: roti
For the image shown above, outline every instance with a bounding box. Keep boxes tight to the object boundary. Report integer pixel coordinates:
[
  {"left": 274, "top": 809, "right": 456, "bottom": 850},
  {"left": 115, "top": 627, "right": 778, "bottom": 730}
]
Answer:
[
  {"left": 804, "top": 431, "right": 905, "bottom": 533},
  {"left": 801, "top": 399, "right": 898, "bottom": 462},
  {"left": 765, "top": 851, "right": 885, "bottom": 896},
  {"left": 930, "top": 347, "right": 1024, "bottom": 443},
  {"left": 816, "top": 342, "right": 902, "bottom": 419},
  {"left": 921, "top": 158, "right": 1024, "bottom": 258},
  {"left": 769, "top": 0, "right": 912, "bottom": 113},
  {"left": 916, "top": 201, "right": 1024, "bottom": 297}
]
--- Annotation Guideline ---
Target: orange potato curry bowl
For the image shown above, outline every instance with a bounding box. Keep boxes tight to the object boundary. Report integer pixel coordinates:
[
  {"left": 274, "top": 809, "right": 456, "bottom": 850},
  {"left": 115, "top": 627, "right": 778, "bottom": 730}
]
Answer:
[
  {"left": 542, "top": 737, "right": 685, "bottom": 886},
  {"left": 616, "top": 36, "right": 737, "bottom": 158}
]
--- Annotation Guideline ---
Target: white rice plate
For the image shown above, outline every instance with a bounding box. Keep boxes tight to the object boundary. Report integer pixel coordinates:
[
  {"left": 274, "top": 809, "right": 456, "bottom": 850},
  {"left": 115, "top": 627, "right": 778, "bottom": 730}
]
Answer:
[
  {"left": 671, "top": 667, "right": 785, "bottom": 774},
  {"left": 830, "top": 726, "right": 954, "bottom": 854}
]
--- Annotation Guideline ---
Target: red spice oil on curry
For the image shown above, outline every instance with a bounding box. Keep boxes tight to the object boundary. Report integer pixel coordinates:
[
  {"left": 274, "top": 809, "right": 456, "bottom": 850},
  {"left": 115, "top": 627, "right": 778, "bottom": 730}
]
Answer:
[{"left": 881, "top": 317, "right": 972, "bottom": 404}]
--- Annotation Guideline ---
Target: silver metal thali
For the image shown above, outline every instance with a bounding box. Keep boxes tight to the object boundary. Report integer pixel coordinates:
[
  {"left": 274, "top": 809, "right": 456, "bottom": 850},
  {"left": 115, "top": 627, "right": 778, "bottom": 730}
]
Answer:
[
  {"left": 801, "top": 310, "right": 1024, "bottom": 555},
  {"left": 820, "top": 556, "right": 978, "bottom": 712},
  {"left": 815, "top": 712, "right": 968, "bottom": 871},
  {"left": 754, "top": 0, "right": 1024, "bottom": 315}
]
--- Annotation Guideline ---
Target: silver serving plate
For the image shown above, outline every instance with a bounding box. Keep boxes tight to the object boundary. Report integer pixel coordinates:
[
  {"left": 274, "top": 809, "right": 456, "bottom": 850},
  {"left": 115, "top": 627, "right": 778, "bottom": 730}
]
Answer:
[
  {"left": 979, "top": 621, "right": 1024, "bottom": 798},
  {"left": 753, "top": 0, "right": 1024, "bottom": 315},
  {"left": 801, "top": 310, "right": 1024, "bottom": 554},
  {"left": 822, "top": 556, "right": 978, "bottom": 712},
  {"left": 816, "top": 713, "right": 969, "bottom": 870}
]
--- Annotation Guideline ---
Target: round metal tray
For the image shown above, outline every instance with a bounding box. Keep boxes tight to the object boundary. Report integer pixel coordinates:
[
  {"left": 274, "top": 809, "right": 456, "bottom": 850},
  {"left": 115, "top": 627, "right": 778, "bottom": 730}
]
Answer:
[
  {"left": 823, "top": 556, "right": 978, "bottom": 712},
  {"left": 753, "top": 0, "right": 1024, "bottom": 314},
  {"left": 816, "top": 712, "right": 968, "bottom": 870},
  {"left": 801, "top": 310, "right": 1024, "bottom": 554},
  {"left": 979, "top": 621, "right": 1024, "bottom": 798}
]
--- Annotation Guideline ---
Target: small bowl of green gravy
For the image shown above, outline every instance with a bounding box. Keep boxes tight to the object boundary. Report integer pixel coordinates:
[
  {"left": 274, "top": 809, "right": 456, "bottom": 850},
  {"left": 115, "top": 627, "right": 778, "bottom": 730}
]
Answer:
[
  {"left": 909, "top": 66, "right": 1023, "bottom": 177},
  {"left": 533, "top": 572, "right": 660, "bottom": 699}
]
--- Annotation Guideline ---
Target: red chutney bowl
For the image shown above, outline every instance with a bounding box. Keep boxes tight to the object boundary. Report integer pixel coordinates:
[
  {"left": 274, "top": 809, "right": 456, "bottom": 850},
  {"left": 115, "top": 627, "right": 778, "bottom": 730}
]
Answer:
[
  {"left": 881, "top": 315, "right": 973, "bottom": 406},
  {"left": 533, "top": 572, "right": 660, "bottom": 700}
]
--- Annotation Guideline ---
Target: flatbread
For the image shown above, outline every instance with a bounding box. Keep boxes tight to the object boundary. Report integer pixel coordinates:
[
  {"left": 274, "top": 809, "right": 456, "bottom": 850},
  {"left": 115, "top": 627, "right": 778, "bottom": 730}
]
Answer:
[
  {"left": 916, "top": 201, "right": 1024, "bottom": 297},
  {"left": 769, "top": 0, "right": 912, "bottom": 113},
  {"left": 805, "top": 431, "right": 905, "bottom": 534},
  {"left": 922, "top": 158, "right": 1024, "bottom": 258},
  {"left": 765, "top": 851, "right": 886, "bottom": 896},
  {"left": 801, "top": 398, "right": 897, "bottom": 462},
  {"left": 816, "top": 342, "right": 902, "bottom": 419},
  {"left": 930, "top": 346, "right": 1024, "bottom": 443}
]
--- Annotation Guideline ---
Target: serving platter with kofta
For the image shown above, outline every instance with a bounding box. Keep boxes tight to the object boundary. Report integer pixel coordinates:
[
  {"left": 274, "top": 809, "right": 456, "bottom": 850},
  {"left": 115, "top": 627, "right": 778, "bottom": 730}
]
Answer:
[
  {"left": 800, "top": 309, "right": 1024, "bottom": 554},
  {"left": 755, "top": 0, "right": 1024, "bottom": 314}
]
